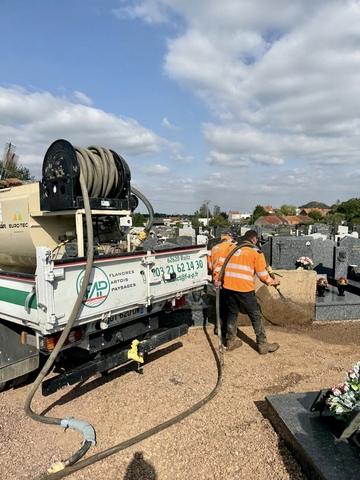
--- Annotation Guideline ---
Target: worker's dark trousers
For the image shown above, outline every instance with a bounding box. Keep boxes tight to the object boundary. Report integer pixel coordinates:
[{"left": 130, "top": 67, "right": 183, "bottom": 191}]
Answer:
[
  {"left": 219, "top": 288, "right": 228, "bottom": 338},
  {"left": 223, "top": 289, "right": 267, "bottom": 344}
]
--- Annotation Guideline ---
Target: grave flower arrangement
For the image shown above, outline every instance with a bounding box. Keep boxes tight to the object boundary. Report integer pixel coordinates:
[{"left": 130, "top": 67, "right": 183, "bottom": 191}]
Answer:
[
  {"left": 295, "top": 256, "right": 314, "bottom": 270},
  {"left": 336, "top": 276, "right": 348, "bottom": 296},
  {"left": 325, "top": 361, "right": 360, "bottom": 420},
  {"left": 316, "top": 277, "right": 328, "bottom": 296}
]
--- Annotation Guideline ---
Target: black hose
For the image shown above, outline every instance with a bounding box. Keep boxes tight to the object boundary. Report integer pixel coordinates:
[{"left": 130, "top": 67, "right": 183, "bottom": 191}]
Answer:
[
  {"left": 130, "top": 186, "right": 154, "bottom": 232},
  {"left": 35, "top": 325, "right": 224, "bottom": 480},
  {"left": 215, "top": 288, "right": 225, "bottom": 367},
  {"left": 64, "top": 441, "right": 92, "bottom": 467}
]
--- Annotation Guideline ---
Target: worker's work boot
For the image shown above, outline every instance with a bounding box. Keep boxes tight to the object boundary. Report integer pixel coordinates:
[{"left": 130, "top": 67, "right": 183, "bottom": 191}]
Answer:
[
  {"left": 224, "top": 337, "right": 242, "bottom": 351},
  {"left": 257, "top": 342, "right": 279, "bottom": 355}
]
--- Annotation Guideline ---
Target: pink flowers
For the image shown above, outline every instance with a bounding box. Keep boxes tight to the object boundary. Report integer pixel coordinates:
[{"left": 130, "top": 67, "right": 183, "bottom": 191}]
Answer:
[
  {"left": 325, "top": 361, "right": 360, "bottom": 418},
  {"left": 317, "top": 277, "right": 328, "bottom": 286},
  {"left": 337, "top": 276, "right": 349, "bottom": 285},
  {"left": 296, "top": 256, "right": 314, "bottom": 270},
  {"left": 331, "top": 387, "right": 342, "bottom": 396}
]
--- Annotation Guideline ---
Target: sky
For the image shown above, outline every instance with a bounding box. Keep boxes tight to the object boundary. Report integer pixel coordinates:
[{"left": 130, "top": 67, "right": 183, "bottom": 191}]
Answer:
[{"left": 1, "top": 0, "right": 360, "bottom": 215}]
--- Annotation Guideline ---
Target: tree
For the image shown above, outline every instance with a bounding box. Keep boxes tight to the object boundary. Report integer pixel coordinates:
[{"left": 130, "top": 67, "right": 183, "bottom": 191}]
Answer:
[
  {"left": 191, "top": 216, "right": 201, "bottom": 228},
  {"left": 0, "top": 150, "right": 34, "bottom": 181},
  {"left": 213, "top": 204, "right": 221, "bottom": 216},
  {"left": 252, "top": 205, "right": 268, "bottom": 222},
  {"left": 199, "top": 202, "right": 211, "bottom": 219},
  {"left": 325, "top": 212, "right": 345, "bottom": 225},
  {"left": 209, "top": 215, "right": 230, "bottom": 228},
  {"left": 333, "top": 198, "right": 360, "bottom": 222},
  {"left": 278, "top": 204, "right": 297, "bottom": 216},
  {"left": 308, "top": 210, "right": 324, "bottom": 222},
  {"left": 132, "top": 213, "right": 147, "bottom": 227}
]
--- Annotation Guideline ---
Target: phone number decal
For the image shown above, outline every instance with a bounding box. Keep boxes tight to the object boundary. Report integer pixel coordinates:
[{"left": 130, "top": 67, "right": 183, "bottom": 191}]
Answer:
[{"left": 154, "top": 259, "right": 204, "bottom": 280}]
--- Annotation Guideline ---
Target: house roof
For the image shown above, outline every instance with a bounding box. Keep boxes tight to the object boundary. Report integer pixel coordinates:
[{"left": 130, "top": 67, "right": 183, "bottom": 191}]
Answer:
[
  {"left": 281, "top": 216, "right": 301, "bottom": 225},
  {"left": 299, "top": 208, "right": 330, "bottom": 215},
  {"left": 296, "top": 215, "right": 315, "bottom": 223},
  {"left": 259, "top": 215, "right": 282, "bottom": 225}
]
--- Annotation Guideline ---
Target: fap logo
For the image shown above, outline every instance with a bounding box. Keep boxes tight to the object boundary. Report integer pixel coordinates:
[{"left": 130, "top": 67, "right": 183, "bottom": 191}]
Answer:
[{"left": 76, "top": 267, "right": 110, "bottom": 308}]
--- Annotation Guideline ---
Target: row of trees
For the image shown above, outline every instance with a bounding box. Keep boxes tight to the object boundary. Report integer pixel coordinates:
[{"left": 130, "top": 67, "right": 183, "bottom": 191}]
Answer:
[{"left": 133, "top": 200, "right": 360, "bottom": 228}]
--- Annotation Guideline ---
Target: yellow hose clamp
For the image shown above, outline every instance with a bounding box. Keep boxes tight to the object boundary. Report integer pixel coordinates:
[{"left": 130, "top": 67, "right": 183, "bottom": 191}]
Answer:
[
  {"left": 127, "top": 339, "right": 144, "bottom": 364},
  {"left": 138, "top": 231, "right": 150, "bottom": 241}
]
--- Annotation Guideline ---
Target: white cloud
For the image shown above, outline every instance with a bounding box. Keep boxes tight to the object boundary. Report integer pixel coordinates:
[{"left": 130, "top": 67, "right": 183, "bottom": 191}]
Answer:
[
  {"left": 162, "top": 117, "right": 178, "bottom": 130},
  {"left": 74, "top": 91, "right": 93, "bottom": 106},
  {"left": 0, "top": 86, "right": 170, "bottom": 179},
  {"left": 139, "top": 163, "right": 170, "bottom": 175}
]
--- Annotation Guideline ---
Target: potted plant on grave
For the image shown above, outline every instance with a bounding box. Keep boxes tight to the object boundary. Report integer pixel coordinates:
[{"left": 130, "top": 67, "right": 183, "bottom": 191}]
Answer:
[
  {"left": 310, "top": 361, "right": 360, "bottom": 441},
  {"left": 336, "top": 276, "right": 348, "bottom": 296},
  {"left": 316, "top": 277, "right": 328, "bottom": 297},
  {"left": 295, "top": 256, "right": 314, "bottom": 270}
]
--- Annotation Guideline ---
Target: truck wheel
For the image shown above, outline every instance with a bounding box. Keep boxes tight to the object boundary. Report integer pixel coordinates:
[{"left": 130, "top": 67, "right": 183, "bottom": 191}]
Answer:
[
  {"left": 9, "top": 374, "right": 29, "bottom": 388},
  {"left": 0, "top": 381, "right": 7, "bottom": 392}
]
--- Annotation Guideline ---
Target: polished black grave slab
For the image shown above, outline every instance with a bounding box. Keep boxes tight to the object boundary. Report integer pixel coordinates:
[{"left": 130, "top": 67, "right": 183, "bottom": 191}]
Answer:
[{"left": 266, "top": 391, "right": 360, "bottom": 480}]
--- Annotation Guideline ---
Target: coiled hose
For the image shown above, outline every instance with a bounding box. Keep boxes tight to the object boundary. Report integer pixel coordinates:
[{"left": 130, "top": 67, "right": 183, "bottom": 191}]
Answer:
[{"left": 74, "top": 146, "right": 155, "bottom": 244}]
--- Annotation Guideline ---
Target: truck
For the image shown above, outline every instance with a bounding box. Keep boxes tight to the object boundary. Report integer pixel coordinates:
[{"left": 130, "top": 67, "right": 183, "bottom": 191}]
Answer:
[{"left": 0, "top": 139, "right": 209, "bottom": 396}]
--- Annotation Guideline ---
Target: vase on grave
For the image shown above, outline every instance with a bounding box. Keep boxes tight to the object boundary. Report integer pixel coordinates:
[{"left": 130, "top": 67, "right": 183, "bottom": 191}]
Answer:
[
  {"left": 337, "top": 285, "right": 346, "bottom": 296},
  {"left": 310, "top": 390, "right": 360, "bottom": 441},
  {"left": 317, "top": 284, "right": 326, "bottom": 297}
]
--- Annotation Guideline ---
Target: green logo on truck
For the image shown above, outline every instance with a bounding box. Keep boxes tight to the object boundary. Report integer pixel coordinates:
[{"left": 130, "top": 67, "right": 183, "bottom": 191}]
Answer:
[{"left": 76, "top": 267, "right": 110, "bottom": 308}]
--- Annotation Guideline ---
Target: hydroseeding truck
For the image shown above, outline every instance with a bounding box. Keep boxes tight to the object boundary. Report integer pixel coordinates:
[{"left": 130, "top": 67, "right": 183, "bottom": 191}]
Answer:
[{"left": 0, "top": 140, "right": 209, "bottom": 395}]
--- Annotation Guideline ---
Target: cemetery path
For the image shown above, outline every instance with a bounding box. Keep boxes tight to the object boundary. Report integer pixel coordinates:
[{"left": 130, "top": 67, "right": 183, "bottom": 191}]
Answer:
[{"left": 1, "top": 320, "right": 359, "bottom": 480}]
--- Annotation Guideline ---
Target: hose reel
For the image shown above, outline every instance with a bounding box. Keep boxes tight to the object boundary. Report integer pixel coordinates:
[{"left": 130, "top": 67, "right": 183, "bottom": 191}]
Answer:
[{"left": 40, "top": 139, "right": 138, "bottom": 212}]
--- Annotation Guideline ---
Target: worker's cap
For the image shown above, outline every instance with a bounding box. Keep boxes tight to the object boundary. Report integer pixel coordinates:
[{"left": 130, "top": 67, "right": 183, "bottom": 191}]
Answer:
[{"left": 221, "top": 231, "right": 237, "bottom": 240}]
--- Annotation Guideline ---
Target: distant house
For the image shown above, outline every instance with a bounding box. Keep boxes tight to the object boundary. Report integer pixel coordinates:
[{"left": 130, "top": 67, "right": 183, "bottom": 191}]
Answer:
[
  {"left": 255, "top": 215, "right": 283, "bottom": 226},
  {"left": 299, "top": 208, "right": 330, "bottom": 216},
  {"left": 229, "top": 211, "right": 241, "bottom": 223},
  {"left": 280, "top": 215, "right": 315, "bottom": 225},
  {"left": 255, "top": 214, "right": 314, "bottom": 227},
  {"left": 163, "top": 217, "right": 182, "bottom": 226},
  {"left": 263, "top": 205, "right": 274, "bottom": 214},
  {"left": 296, "top": 215, "right": 315, "bottom": 224}
]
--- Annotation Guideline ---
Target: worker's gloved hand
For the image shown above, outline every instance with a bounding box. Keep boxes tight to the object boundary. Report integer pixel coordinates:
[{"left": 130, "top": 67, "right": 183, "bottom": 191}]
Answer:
[
  {"left": 214, "top": 280, "right": 222, "bottom": 289},
  {"left": 266, "top": 264, "right": 276, "bottom": 280},
  {"left": 273, "top": 279, "right": 280, "bottom": 290}
]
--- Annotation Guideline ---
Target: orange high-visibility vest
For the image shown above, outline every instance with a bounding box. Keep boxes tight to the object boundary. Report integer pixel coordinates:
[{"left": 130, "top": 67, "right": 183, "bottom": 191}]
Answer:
[
  {"left": 208, "top": 238, "right": 237, "bottom": 281},
  {"left": 222, "top": 242, "right": 275, "bottom": 292}
]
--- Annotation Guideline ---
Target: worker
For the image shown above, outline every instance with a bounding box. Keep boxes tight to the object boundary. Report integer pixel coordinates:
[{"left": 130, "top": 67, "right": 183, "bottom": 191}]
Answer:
[
  {"left": 214, "top": 229, "right": 280, "bottom": 353},
  {"left": 208, "top": 232, "right": 237, "bottom": 276},
  {"left": 208, "top": 232, "right": 238, "bottom": 338}
]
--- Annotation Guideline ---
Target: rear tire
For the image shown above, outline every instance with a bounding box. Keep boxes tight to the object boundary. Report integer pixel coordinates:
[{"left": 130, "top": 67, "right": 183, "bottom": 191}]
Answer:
[
  {"left": 0, "top": 381, "right": 8, "bottom": 392},
  {"left": 9, "top": 374, "right": 29, "bottom": 388}
]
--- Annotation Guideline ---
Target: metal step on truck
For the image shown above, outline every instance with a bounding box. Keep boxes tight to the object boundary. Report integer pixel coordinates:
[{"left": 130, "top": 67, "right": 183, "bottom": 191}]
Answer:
[{"left": 0, "top": 139, "right": 210, "bottom": 395}]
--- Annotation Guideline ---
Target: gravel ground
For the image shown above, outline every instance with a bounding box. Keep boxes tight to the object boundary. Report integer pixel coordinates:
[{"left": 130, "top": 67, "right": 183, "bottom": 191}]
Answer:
[{"left": 1, "top": 320, "right": 360, "bottom": 480}]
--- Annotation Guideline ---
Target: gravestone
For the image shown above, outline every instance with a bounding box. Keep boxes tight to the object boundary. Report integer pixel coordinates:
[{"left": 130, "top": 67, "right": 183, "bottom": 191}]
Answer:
[
  {"left": 172, "top": 236, "right": 193, "bottom": 247},
  {"left": 207, "top": 237, "right": 222, "bottom": 250},
  {"left": 277, "top": 225, "right": 291, "bottom": 236},
  {"left": 269, "top": 236, "right": 315, "bottom": 270},
  {"left": 313, "top": 223, "right": 331, "bottom": 236},
  {"left": 337, "top": 236, "right": 360, "bottom": 265},
  {"left": 196, "top": 234, "right": 208, "bottom": 246},
  {"left": 179, "top": 227, "right": 195, "bottom": 243}
]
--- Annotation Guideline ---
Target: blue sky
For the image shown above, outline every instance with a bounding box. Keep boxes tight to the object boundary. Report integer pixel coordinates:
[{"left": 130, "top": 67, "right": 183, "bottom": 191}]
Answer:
[{"left": 1, "top": 0, "right": 360, "bottom": 215}]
